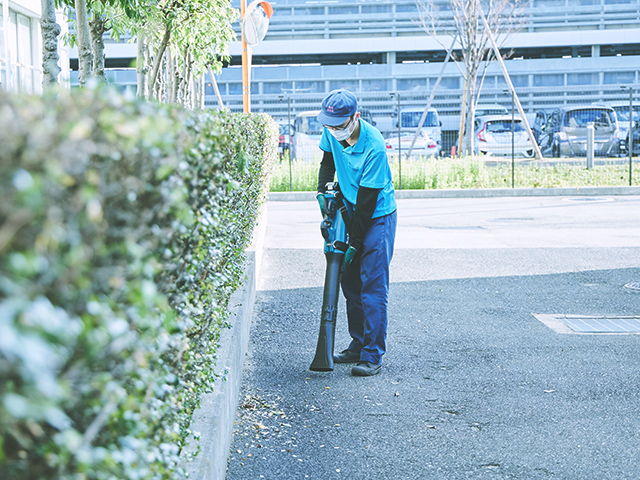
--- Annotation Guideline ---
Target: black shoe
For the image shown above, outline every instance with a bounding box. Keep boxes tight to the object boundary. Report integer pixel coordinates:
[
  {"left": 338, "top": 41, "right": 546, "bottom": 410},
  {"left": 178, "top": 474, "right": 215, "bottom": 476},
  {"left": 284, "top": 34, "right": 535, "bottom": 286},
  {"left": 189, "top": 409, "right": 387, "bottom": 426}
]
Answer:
[
  {"left": 351, "top": 361, "right": 382, "bottom": 376},
  {"left": 333, "top": 349, "right": 360, "bottom": 364}
]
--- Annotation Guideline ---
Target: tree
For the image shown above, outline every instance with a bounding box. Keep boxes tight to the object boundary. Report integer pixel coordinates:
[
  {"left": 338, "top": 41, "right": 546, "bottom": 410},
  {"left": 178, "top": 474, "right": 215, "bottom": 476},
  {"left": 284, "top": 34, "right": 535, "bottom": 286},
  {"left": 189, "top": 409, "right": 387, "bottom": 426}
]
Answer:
[
  {"left": 131, "top": 0, "right": 237, "bottom": 105},
  {"left": 74, "top": 0, "right": 93, "bottom": 86},
  {"left": 43, "top": 0, "right": 235, "bottom": 106},
  {"left": 418, "top": 0, "right": 528, "bottom": 154},
  {"left": 41, "top": 0, "right": 62, "bottom": 87}
]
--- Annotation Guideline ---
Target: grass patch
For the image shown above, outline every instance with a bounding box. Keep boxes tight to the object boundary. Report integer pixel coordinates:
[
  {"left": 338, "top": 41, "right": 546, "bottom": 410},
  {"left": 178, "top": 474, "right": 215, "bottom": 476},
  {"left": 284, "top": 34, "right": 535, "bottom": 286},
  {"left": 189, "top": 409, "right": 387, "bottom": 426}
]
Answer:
[{"left": 270, "top": 155, "right": 639, "bottom": 192}]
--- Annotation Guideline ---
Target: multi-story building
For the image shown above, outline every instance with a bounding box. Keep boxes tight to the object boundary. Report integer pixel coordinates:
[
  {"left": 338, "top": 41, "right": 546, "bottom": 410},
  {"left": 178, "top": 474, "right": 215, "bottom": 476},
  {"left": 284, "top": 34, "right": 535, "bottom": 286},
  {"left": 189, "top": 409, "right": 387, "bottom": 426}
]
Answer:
[{"left": 216, "top": 0, "right": 640, "bottom": 130}]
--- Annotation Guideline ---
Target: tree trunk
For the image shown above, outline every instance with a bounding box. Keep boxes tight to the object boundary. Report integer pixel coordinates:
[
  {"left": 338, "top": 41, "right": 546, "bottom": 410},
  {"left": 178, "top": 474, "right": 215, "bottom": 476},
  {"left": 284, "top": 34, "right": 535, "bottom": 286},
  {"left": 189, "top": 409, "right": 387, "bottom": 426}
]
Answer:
[
  {"left": 148, "top": 23, "right": 172, "bottom": 98},
  {"left": 40, "top": 0, "right": 61, "bottom": 87},
  {"left": 89, "top": 11, "right": 106, "bottom": 80},
  {"left": 136, "top": 32, "right": 146, "bottom": 98},
  {"left": 74, "top": 0, "right": 93, "bottom": 86},
  {"left": 457, "top": 77, "right": 467, "bottom": 156},
  {"left": 167, "top": 46, "right": 176, "bottom": 103}
]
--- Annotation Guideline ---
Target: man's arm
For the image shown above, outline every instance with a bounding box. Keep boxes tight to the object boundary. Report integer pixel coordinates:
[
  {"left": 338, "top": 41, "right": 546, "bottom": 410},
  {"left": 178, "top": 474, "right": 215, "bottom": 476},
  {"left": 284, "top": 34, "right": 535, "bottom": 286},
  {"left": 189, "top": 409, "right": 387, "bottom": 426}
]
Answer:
[
  {"left": 317, "top": 150, "right": 336, "bottom": 192},
  {"left": 349, "top": 186, "right": 381, "bottom": 251}
]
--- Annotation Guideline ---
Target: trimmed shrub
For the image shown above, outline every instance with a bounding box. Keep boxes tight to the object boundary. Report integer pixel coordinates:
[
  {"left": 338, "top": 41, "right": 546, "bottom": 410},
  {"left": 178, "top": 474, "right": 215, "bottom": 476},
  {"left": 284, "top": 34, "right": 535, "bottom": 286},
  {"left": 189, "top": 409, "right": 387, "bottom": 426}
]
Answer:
[{"left": 0, "top": 86, "right": 277, "bottom": 479}]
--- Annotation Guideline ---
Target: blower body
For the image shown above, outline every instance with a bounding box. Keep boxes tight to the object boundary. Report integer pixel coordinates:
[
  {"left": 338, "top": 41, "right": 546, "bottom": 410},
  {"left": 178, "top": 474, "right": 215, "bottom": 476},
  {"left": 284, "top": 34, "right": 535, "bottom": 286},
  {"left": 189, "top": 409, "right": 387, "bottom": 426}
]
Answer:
[{"left": 309, "top": 184, "right": 350, "bottom": 372}]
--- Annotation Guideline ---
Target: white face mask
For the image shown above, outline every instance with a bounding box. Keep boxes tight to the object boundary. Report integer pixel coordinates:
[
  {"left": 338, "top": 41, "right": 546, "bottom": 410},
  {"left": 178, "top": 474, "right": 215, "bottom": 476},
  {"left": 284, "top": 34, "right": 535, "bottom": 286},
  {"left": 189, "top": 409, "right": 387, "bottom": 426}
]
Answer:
[{"left": 329, "top": 117, "right": 357, "bottom": 141}]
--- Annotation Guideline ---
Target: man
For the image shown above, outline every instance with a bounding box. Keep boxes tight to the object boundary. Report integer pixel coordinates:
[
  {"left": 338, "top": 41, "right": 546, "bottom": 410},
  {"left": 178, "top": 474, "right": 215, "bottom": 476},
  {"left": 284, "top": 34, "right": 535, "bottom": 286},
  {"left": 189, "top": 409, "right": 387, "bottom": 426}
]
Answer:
[{"left": 316, "top": 89, "right": 397, "bottom": 377}]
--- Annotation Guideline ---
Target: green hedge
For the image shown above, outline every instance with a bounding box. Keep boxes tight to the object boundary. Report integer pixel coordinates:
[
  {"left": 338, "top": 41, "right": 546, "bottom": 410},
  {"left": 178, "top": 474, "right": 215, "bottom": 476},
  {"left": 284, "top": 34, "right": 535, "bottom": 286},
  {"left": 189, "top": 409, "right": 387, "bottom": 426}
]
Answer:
[{"left": 0, "top": 86, "right": 277, "bottom": 479}]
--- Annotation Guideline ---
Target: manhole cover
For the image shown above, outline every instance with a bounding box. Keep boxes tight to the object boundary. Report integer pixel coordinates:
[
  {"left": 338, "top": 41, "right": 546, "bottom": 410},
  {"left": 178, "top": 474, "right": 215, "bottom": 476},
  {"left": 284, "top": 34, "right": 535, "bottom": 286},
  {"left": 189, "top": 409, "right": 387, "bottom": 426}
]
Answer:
[
  {"left": 534, "top": 314, "right": 640, "bottom": 334},
  {"left": 624, "top": 282, "right": 640, "bottom": 292}
]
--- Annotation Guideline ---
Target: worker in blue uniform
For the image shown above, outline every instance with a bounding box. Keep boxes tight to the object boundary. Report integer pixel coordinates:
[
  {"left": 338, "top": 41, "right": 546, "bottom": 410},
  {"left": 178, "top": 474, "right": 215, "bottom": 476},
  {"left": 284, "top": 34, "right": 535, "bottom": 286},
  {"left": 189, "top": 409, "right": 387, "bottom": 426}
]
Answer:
[{"left": 316, "top": 89, "right": 397, "bottom": 376}]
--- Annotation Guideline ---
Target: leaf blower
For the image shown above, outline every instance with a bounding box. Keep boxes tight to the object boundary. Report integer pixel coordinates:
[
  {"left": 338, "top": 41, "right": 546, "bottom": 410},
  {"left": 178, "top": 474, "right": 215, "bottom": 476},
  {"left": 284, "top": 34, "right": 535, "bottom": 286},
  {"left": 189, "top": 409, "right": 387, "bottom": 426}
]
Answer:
[{"left": 310, "top": 183, "right": 351, "bottom": 372}]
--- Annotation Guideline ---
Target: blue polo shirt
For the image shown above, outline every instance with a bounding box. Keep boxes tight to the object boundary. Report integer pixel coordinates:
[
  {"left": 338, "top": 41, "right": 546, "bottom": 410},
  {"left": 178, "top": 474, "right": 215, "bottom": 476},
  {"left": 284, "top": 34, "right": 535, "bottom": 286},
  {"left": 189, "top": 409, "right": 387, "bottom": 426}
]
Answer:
[{"left": 319, "top": 119, "right": 396, "bottom": 218}]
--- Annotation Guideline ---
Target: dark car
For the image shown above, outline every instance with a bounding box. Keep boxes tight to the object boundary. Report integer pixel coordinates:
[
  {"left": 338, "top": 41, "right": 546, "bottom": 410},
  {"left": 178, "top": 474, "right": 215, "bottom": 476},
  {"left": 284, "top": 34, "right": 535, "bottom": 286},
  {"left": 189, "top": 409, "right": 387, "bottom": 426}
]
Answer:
[
  {"left": 593, "top": 102, "right": 640, "bottom": 156},
  {"left": 359, "top": 108, "right": 376, "bottom": 127},
  {"left": 626, "top": 121, "right": 640, "bottom": 155},
  {"left": 532, "top": 106, "right": 619, "bottom": 157}
]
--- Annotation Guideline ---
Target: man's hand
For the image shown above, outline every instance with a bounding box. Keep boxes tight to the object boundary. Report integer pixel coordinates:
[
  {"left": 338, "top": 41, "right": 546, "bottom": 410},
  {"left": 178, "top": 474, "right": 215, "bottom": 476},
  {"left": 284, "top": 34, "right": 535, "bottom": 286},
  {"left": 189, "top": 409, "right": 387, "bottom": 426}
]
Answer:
[
  {"left": 316, "top": 192, "right": 326, "bottom": 216},
  {"left": 343, "top": 246, "right": 357, "bottom": 267}
]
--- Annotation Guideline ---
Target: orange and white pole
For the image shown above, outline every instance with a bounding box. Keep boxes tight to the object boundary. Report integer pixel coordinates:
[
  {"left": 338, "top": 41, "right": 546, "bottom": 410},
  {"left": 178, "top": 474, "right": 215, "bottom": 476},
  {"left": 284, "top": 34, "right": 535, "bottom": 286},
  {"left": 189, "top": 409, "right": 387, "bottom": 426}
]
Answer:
[{"left": 241, "top": 0, "right": 251, "bottom": 113}]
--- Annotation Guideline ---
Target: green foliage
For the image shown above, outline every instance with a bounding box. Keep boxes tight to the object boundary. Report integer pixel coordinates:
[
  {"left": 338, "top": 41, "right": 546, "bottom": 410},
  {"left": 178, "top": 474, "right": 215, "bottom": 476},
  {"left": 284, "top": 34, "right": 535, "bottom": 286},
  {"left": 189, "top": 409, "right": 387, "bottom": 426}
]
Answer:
[{"left": 0, "top": 85, "right": 277, "bottom": 479}]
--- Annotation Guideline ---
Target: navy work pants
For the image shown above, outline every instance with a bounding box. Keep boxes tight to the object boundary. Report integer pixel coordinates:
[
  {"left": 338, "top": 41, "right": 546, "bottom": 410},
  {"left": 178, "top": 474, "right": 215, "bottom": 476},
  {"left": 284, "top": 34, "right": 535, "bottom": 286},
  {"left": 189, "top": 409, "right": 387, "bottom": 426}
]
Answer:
[{"left": 341, "top": 210, "right": 397, "bottom": 365}]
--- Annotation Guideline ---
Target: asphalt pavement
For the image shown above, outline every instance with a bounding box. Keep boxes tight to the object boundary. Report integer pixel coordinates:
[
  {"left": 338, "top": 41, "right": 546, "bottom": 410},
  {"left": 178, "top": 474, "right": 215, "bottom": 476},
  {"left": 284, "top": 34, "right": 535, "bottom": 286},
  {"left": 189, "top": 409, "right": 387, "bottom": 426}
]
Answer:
[{"left": 226, "top": 194, "right": 640, "bottom": 480}]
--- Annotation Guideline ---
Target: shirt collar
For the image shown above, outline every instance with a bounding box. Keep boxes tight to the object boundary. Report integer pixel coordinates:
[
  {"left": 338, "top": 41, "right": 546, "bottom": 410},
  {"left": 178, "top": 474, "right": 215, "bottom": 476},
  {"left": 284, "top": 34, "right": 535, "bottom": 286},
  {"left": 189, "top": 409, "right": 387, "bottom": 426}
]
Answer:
[{"left": 346, "top": 119, "right": 366, "bottom": 153}]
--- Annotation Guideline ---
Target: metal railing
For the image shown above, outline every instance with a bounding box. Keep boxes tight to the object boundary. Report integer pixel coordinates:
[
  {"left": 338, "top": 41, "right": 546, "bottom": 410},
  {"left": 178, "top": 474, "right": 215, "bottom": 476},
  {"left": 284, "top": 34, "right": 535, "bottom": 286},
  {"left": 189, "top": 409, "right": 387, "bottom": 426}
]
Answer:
[{"left": 228, "top": 0, "right": 640, "bottom": 40}]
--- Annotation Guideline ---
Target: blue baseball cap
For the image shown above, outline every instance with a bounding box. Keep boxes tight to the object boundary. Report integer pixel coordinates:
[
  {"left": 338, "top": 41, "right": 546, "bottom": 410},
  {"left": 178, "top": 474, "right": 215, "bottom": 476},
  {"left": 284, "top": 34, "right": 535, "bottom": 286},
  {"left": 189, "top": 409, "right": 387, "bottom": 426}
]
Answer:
[{"left": 317, "top": 89, "right": 358, "bottom": 126}]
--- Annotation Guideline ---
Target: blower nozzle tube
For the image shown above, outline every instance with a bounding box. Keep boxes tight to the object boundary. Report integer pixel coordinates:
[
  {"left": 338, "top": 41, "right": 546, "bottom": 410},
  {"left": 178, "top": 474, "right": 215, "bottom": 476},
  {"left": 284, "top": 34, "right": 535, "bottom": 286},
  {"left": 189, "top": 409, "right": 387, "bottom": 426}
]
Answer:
[{"left": 309, "top": 252, "right": 343, "bottom": 371}]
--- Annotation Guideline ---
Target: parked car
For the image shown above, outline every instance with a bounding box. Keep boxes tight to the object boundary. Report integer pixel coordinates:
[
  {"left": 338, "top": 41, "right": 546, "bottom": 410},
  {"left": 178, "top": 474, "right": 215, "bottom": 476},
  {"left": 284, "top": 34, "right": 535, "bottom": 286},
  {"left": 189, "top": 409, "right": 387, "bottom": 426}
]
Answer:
[
  {"left": 593, "top": 102, "right": 640, "bottom": 156},
  {"left": 289, "top": 110, "right": 324, "bottom": 162},
  {"left": 532, "top": 106, "right": 619, "bottom": 157},
  {"left": 474, "top": 115, "right": 535, "bottom": 157},
  {"left": 385, "top": 130, "right": 441, "bottom": 157},
  {"left": 359, "top": 108, "right": 377, "bottom": 127},
  {"left": 395, "top": 107, "right": 442, "bottom": 149}
]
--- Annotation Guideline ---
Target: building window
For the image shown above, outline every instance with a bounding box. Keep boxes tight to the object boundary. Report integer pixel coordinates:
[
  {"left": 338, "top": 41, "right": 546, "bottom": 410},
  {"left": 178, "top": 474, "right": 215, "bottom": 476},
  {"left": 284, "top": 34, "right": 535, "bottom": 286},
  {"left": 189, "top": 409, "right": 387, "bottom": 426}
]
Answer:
[
  {"left": 293, "top": 7, "right": 324, "bottom": 16},
  {"left": 263, "top": 81, "right": 293, "bottom": 94},
  {"left": 397, "top": 78, "right": 426, "bottom": 91},
  {"left": 567, "top": 72, "right": 598, "bottom": 85},
  {"left": 497, "top": 75, "right": 529, "bottom": 88},
  {"left": 1, "top": 9, "right": 40, "bottom": 93},
  {"left": 294, "top": 81, "right": 323, "bottom": 93},
  {"left": 328, "top": 6, "right": 358, "bottom": 15},
  {"left": 533, "top": 74, "right": 564, "bottom": 87},
  {"left": 362, "top": 5, "right": 392, "bottom": 14},
  {"left": 362, "top": 79, "right": 389, "bottom": 91},
  {"left": 329, "top": 80, "right": 358, "bottom": 91},
  {"left": 603, "top": 71, "right": 635, "bottom": 84},
  {"left": 0, "top": 9, "right": 5, "bottom": 88},
  {"left": 439, "top": 77, "right": 460, "bottom": 89}
]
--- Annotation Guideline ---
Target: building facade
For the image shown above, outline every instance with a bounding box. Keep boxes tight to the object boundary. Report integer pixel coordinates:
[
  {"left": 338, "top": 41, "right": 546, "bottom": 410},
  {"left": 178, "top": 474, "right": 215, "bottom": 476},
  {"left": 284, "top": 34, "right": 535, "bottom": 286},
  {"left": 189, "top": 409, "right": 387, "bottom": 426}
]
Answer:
[{"left": 1, "top": 0, "right": 69, "bottom": 94}]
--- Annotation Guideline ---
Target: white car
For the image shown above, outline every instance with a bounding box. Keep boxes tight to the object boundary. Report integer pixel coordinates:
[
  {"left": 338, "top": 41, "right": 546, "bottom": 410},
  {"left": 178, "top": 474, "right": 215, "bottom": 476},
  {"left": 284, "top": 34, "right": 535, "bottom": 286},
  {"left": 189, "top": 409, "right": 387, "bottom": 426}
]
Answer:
[
  {"left": 474, "top": 115, "right": 534, "bottom": 157},
  {"left": 385, "top": 130, "right": 441, "bottom": 158}
]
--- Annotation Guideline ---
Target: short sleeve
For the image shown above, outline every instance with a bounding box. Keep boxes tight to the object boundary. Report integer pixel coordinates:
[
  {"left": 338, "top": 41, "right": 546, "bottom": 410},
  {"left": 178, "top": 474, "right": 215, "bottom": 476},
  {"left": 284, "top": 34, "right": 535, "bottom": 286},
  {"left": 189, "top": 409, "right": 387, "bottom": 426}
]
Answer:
[{"left": 360, "top": 148, "right": 389, "bottom": 189}]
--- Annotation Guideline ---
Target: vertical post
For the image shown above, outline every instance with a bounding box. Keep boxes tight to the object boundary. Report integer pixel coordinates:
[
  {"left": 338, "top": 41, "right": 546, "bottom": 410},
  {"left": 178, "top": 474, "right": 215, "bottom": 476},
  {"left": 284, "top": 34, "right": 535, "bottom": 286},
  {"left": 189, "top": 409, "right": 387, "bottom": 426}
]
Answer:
[
  {"left": 629, "top": 87, "right": 633, "bottom": 186},
  {"left": 241, "top": 0, "right": 251, "bottom": 113},
  {"left": 397, "top": 93, "right": 402, "bottom": 190},
  {"left": 586, "top": 123, "right": 594, "bottom": 169},
  {"left": 288, "top": 96, "right": 292, "bottom": 192},
  {"left": 511, "top": 91, "right": 515, "bottom": 188}
]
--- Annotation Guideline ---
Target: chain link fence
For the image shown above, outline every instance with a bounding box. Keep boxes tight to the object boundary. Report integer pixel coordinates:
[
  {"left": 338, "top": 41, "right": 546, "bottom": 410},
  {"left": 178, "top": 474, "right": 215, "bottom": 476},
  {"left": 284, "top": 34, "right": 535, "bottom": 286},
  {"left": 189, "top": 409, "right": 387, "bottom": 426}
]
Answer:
[{"left": 230, "top": 84, "right": 640, "bottom": 191}]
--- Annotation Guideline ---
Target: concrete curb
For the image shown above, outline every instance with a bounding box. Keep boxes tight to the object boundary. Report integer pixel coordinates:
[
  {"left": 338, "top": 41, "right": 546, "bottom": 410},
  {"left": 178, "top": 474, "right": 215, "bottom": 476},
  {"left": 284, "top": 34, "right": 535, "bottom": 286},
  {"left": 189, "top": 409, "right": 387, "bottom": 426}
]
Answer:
[
  {"left": 269, "top": 186, "right": 640, "bottom": 202},
  {"left": 185, "top": 204, "right": 268, "bottom": 480}
]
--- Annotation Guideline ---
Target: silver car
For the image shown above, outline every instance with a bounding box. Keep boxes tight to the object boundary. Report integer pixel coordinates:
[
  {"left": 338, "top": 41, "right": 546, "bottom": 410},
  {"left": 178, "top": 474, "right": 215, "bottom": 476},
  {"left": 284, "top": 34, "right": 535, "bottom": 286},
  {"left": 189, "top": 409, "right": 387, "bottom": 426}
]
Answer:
[
  {"left": 532, "top": 106, "right": 619, "bottom": 157},
  {"left": 473, "top": 115, "right": 535, "bottom": 157}
]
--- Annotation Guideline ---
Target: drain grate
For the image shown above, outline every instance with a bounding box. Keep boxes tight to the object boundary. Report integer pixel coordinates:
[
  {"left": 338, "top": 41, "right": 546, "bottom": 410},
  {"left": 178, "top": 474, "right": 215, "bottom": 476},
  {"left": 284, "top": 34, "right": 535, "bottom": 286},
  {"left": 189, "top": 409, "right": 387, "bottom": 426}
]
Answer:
[
  {"left": 563, "top": 197, "right": 614, "bottom": 203},
  {"left": 534, "top": 314, "right": 640, "bottom": 334},
  {"left": 624, "top": 282, "right": 640, "bottom": 292}
]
